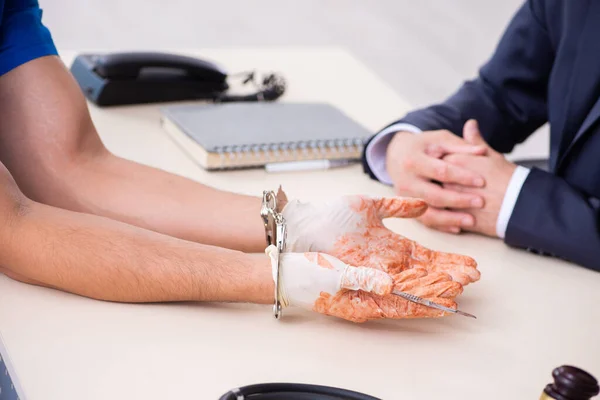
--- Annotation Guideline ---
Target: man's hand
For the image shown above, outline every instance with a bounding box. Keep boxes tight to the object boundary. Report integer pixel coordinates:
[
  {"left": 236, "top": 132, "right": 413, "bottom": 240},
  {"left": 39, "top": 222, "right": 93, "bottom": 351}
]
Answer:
[
  {"left": 386, "top": 129, "right": 488, "bottom": 233},
  {"left": 266, "top": 247, "right": 464, "bottom": 323},
  {"left": 442, "top": 120, "right": 517, "bottom": 237},
  {"left": 281, "top": 194, "right": 480, "bottom": 286}
]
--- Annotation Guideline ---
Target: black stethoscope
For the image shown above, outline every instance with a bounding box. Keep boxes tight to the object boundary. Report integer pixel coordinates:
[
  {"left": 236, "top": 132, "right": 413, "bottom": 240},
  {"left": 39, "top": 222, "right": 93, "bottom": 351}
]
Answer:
[{"left": 219, "top": 383, "right": 381, "bottom": 400}]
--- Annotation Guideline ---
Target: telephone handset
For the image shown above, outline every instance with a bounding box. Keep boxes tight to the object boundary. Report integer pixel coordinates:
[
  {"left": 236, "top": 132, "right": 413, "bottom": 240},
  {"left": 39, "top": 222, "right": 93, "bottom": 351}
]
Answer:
[
  {"left": 70, "top": 51, "right": 285, "bottom": 106},
  {"left": 91, "top": 52, "right": 227, "bottom": 81}
]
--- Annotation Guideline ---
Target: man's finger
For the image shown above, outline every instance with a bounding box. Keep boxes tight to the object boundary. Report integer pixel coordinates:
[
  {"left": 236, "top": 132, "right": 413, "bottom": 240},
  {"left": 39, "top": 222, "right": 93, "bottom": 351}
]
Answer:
[
  {"left": 408, "top": 260, "right": 472, "bottom": 286},
  {"left": 411, "top": 243, "right": 478, "bottom": 269},
  {"left": 442, "top": 183, "right": 487, "bottom": 208},
  {"left": 395, "top": 270, "right": 452, "bottom": 292},
  {"left": 463, "top": 119, "right": 488, "bottom": 147},
  {"left": 425, "top": 143, "right": 488, "bottom": 158},
  {"left": 427, "top": 263, "right": 481, "bottom": 285},
  {"left": 442, "top": 153, "right": 479, "bottom": 169},
  {"left": 392, "top": 268, "right": 428, "bottom": 283},
  {"left": 410, "top": 181, "right": 484, "bottom": 209},
  {"left": 417, "top": 207, "right": 476, "bottom": 230},
  {"left": 414, "top": 154, "right": 485, "bottom": 187},
  {"left": 442, "top": 182, "right": 479, "bottom": 196},
  {"left": 411, "top": 280, "right": 464, "bottom": 299},
  {"left": 438, "top": 226, "right": 461, "bottom": 234},
  {"left": 341, "top": 266, "right": 394, "bottom": 295},
  {"left": 372, "top": 197, "right": 428, "bottom": 219}
]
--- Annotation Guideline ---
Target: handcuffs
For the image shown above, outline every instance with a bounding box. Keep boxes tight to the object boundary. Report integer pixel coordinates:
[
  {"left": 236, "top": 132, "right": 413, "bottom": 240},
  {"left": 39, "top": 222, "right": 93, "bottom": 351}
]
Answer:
[{"left": 260, "top": 189, "right": 287, "bottom": 319}]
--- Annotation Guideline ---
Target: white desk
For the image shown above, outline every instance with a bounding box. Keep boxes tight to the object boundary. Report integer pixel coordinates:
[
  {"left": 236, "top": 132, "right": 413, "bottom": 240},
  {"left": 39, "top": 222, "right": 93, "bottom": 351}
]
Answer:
[{"left": 0, "top": 48, "right": 598, "bottom": 400}]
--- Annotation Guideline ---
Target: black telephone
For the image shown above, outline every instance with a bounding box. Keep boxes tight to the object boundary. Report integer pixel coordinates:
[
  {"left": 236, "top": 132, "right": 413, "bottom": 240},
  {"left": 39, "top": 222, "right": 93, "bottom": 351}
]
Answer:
[{"left": 70, "top": 52, "right": 285, "bottom": 106}]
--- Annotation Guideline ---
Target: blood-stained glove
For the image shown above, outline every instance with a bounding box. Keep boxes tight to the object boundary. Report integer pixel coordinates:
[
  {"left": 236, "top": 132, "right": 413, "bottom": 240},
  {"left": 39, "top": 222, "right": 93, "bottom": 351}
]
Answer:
[
  {"left": 278, "top": 191, "right": 480, "bottom": 286},
  {"left": 265, "top": 246, "right": 463, "bottom": 323}
]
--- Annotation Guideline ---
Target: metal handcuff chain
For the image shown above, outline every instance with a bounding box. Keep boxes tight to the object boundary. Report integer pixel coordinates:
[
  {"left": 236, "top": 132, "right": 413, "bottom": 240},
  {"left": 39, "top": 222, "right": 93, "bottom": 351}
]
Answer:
[{"left": 260, "top": 189, "right": 287, "bottom": 319}]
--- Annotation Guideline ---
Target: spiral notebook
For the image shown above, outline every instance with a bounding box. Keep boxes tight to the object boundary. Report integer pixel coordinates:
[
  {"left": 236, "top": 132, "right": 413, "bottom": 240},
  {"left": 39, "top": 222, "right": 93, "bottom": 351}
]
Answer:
[{"left": 159, "top": 102, "right": 371, "bottom": 170}]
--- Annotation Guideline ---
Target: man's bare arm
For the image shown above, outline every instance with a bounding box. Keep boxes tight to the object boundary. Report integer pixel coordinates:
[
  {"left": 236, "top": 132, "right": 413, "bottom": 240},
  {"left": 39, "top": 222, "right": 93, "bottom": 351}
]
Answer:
[
  {"left": 0, "top": 162, "right": 272, "bottom": 303},
  {"left": 0, "top": 55, "right": 265, "bottom": 253}
]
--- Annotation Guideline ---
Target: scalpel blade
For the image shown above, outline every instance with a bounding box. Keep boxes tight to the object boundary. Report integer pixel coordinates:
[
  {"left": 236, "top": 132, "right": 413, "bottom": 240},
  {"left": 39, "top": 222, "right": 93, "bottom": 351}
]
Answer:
[{"left": 392, "top": 290, "right": 476, "bottom": 319}]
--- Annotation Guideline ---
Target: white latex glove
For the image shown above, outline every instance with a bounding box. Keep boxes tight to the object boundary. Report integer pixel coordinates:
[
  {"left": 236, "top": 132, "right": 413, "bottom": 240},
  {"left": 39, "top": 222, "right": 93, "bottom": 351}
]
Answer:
[
  {"left": 264, "top": 245, "right": 464, "bottom": 323},
  {"left": 279, "top": 193, "right": 480, "bottom": 286},
  {"left": 265, "top": 245, "right": 393, "bottom": 311}
]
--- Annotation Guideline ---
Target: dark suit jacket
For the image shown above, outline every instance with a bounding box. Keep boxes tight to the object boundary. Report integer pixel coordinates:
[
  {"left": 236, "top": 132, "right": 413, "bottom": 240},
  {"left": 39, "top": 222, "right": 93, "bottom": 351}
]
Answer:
[{"left": 362, "top": 0, "right": 600, "bottom": 272}]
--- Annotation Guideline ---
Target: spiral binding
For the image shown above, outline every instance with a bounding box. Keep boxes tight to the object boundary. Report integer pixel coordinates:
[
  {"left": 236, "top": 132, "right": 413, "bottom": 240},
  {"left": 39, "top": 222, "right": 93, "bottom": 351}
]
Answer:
[{"left": 214, "top": 138, "right": 367, "bottom": 169}]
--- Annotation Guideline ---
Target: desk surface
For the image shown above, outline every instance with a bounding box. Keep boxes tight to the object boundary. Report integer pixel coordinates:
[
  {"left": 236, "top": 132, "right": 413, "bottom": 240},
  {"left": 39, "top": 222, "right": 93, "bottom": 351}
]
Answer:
[{"left": 0, "top": 48, "right": 598, "bottom": 400}]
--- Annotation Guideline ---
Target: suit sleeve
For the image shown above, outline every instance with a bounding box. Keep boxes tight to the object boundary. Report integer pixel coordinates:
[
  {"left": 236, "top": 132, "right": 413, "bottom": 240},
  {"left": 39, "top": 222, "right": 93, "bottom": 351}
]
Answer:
[
  {"left": 506, "top": 168, "right": 600, "bottom": 272},
  {"left": 374, "top": 0, "right": 554, "bottom": 155}
]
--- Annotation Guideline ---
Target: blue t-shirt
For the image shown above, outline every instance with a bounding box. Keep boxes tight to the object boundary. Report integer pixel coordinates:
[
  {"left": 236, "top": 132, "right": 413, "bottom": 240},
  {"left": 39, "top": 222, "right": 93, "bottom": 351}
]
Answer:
[{"left": 0, "top": 0, "right": 57, "bottom": 76}]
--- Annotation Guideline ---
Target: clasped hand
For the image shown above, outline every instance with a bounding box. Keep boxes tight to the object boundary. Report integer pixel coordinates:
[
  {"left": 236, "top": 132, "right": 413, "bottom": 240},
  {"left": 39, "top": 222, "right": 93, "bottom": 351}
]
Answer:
[
  {"left": 386, "top": 119, "right": 517, "bottom": 236},
  {"left": 265, "top": 192, "right": 480, "bottom": 323}
]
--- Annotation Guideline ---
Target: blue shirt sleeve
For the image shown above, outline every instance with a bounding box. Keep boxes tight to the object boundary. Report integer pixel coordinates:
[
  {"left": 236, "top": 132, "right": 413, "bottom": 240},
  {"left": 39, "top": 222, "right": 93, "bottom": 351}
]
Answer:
[{"left": 0, "top": 0, "right": 58, "bottom": 76}]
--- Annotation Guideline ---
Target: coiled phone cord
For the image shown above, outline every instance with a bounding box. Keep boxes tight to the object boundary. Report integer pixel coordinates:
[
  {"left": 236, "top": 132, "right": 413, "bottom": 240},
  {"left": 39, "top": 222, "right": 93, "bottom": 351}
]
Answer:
[
  {"left": 216, "top": 71, "right": 286, "bottom": 102},
  {"left": 219, "top": 382, "right": 381, "bottom": 400}
]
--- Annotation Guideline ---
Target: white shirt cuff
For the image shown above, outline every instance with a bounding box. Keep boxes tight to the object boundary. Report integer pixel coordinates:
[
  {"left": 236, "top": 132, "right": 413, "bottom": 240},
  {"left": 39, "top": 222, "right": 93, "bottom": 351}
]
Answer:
[
  {"left": 365, "top": 123, "right": 423, "bottom": 184},
  {"left": 496, "top": 166, "right": 530, "bottom": 239}
]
